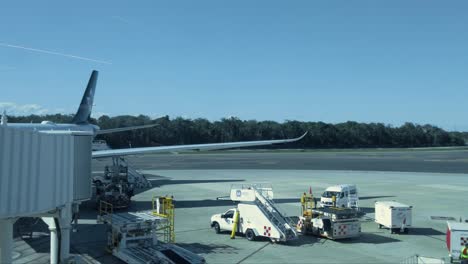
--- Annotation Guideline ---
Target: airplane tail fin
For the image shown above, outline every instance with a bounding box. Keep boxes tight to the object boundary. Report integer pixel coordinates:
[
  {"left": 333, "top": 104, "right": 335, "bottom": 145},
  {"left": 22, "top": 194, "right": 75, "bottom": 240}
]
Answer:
[{"left": 72, "top": 70, "right": 98, "bottom": 124}]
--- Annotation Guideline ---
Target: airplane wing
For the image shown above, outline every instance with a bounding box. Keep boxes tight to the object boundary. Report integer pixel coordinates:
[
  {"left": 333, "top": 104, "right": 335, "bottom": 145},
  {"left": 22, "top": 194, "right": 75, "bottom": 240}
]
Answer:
[
  {"left": 92, "top": 132, "right": 307, "bottom": 159},
  {"left": 96, "top": 124, "right": 157, "bottom": 135}
]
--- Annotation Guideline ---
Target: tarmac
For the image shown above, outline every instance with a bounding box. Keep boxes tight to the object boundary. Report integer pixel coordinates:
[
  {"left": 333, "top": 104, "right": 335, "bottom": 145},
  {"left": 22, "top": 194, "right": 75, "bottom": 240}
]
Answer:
[
  {"left": 107, "top": 148, "right": 468, "bottom": 173},
  {"left": 12, "top": 149, "right": 468, "bottom": 263}
]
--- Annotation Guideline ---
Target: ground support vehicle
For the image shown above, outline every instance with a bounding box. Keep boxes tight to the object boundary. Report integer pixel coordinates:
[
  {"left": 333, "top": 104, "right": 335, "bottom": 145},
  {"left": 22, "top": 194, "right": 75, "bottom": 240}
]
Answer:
[
  {"left": 320, "top": 184, "right": 359, "bottom": 209},
  {"left": 92, "top": 157, "right": 151, "bottom": 208},
  {"left": 97, "top": 201, "right": 204, "bottom": 264},
  {"left": 298, "top": 207, "right": 361, "bottom": 240},
  {"left": 375, "top": 201, "right": 412, "bottom": 234},
  {"left": 210, "top": 184, "right": 297, "bottom": 243}
]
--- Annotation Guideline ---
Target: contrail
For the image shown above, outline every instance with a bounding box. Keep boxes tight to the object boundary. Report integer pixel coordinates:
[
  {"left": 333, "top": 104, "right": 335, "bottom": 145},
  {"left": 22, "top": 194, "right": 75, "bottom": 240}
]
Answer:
[{"left": 0, "top": 42, "right": 112, "bottom": 65}]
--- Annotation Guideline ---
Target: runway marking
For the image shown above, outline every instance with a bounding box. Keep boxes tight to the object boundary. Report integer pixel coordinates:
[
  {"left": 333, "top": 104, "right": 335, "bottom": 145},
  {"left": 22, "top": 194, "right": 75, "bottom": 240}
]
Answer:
[{"left": 420, "top": 184, "right": 467, "bottom": 192}]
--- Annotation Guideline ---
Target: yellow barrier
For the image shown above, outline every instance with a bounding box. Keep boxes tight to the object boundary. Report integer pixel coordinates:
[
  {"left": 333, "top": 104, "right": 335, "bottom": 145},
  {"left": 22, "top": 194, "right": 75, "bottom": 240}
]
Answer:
[
  {"left": 152, "top": 196, "right": 175, "bottom": 243},
  {"left": 230, "top": 209, "right": 239, "bottom": 239},
  {"left": 300, "top": 193, "right": 315, "bottom": 216}
]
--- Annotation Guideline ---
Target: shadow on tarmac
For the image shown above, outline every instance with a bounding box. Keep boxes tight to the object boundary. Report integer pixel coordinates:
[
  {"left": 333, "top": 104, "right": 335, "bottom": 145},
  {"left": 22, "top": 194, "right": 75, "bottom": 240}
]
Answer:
[
  {"left": 340, "top": 232, "right": 401, "bottom": 244},
  {"left": 358, "top": 207, "right": 375, "bottom": 214},
  {"left": 133, "top": 175, "right": 245, "bottom": 195},
  {"left": 176, "top": 242, "right": 239, "bottom": 254},
  {"left": 131, "top": 199, "right": 237, "bottom": 210},
  {"left": 283, "top": 235, "right": 322, "bottom": 247},
  {"left": 148, "top": 178, "right": 245, "bottom": 187},
  {"left": 405, "top": 227, "right": 445, "bottom": 236},
  {"left": 131, "top": 196, "right": 349, "bottom": 210},
  {"left": 360, "top": 195, "right": 396, "bottom": 200}
]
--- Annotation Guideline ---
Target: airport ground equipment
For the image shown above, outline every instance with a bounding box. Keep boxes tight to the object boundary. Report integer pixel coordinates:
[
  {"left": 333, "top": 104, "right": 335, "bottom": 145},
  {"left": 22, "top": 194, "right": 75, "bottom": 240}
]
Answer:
[
  {"left": 152, "top": 196, "right": 175, "bottom": 243},
  {"left": 446, "top": 221, "right": 468, "bottom": 263},
  {"left": 98, "top": 201, "right": 205, "bottom": 264},
  {"left": 320, "top": 184, "right": 359, "bottom": 209},
  {"left": 297, "top": 195, "right": 361, "bottom": 240},
  {"left": 375, "top": 201, "right": 412, "bottom": 234},
  {"left": 211, "top": 184, "right": 298, "bottom": 243},
  {"left": 92, "top": 157, "right": 151, "bottom": 208}
]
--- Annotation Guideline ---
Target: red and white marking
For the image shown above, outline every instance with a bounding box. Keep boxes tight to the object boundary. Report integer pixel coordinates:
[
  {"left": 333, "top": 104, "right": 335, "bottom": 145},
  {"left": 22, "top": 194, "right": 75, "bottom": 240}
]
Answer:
[
  {"left": 337, "top": 225, "right": 347, "bottom": 236},
  {"left": 264, "top": 226, "right": 271, "bottom": 237},
  {"left": 461, "top": 237, "right": 468, "bottom": 246}
]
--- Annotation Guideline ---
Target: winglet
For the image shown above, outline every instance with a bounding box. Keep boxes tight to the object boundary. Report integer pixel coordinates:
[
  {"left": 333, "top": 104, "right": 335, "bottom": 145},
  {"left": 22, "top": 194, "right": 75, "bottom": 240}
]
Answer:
[
  {"left": 72, "top": 70, "right": 98, "bottom": 124},
  {"left": 285, "top": 131, "right": 308, "bottom": 143},
  {"left": 295, "top": 131, "right": 308, "bottom": 141}
]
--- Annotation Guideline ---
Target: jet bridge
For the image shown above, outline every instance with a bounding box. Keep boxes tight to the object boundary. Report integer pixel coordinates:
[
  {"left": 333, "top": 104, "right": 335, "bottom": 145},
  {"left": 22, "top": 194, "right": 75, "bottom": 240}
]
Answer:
[{"left": 0, "top": 126, "right": 93, "bottom": 263}]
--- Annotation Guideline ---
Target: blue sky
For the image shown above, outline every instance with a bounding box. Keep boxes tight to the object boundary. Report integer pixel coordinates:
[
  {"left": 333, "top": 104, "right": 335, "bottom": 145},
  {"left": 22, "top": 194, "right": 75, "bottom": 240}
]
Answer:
[{"left": 1, "top": 1, "right": 467, "bottom": 130}]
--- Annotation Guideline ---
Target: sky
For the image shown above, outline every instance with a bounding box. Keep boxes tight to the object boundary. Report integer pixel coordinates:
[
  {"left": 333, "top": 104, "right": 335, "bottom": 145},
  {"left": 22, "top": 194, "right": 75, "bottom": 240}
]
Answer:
[{"left": 1, "top": 1, "right": 467, "bottom": 130}]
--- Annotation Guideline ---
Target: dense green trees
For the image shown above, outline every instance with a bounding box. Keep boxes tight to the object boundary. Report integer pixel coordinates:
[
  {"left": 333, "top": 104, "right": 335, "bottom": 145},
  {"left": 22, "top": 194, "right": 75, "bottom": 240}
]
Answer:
[{"left": 8, "top": 114, "right": 467, "bottom": 149}]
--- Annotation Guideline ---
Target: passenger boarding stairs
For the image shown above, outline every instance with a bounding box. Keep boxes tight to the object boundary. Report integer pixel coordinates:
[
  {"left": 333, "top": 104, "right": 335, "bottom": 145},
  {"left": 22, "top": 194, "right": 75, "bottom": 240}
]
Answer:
[
  {"left": 119, "top": 158, "right": 152, "bottom": 189},
  {"left": 251, "top": 186, "right": 298, "bottom": 241}
]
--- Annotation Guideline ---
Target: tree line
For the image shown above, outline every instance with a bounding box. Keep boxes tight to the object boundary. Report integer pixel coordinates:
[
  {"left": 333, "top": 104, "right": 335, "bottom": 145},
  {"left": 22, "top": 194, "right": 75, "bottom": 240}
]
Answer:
[{"left": 8, "top": 114, "right": 467, "bottom": 149}]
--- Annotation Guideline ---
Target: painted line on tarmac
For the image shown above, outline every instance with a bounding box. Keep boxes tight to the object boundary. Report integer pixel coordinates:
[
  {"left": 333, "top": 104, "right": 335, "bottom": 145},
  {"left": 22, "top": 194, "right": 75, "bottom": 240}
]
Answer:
[{"left": 236, "top": 242, "right": 270, "bottom": 264}]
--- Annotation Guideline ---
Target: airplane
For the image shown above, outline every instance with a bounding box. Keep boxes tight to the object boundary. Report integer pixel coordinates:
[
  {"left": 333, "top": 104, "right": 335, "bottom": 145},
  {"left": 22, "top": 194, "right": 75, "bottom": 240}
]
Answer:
[{"left": 1, "top": 70, "right": 307, "bottom": 207}]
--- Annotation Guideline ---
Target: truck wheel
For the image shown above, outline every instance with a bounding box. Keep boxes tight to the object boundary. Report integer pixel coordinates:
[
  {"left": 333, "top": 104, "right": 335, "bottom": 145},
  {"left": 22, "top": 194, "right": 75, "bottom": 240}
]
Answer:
[
  {"left": 378, "top": 224, "right": 382, "bottom": 229},
  {"left": 213, "top": 222, "right": 221, "bottom": 234},
  {"left": 245, "top": 229, "right": 256, "bottom": 241}
]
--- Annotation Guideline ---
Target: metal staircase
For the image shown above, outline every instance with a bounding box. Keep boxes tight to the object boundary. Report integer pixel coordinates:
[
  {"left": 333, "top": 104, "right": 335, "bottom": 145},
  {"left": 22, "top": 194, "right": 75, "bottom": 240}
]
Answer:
[
  {"left": 119, "top": 157, "right": 152, "bottom": 188},
  {"left": 252, "top": 186, "right": 297, "bottom": 240}
]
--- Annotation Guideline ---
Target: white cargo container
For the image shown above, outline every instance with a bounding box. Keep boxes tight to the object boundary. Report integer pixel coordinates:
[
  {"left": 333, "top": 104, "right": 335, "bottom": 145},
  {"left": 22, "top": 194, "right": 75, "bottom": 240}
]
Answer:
[
  {"left": 375, "top": 201, "right": 412, "bottom": 234},
  {"left": 446, "top": 221, "right": 468, "bottom": 263}
]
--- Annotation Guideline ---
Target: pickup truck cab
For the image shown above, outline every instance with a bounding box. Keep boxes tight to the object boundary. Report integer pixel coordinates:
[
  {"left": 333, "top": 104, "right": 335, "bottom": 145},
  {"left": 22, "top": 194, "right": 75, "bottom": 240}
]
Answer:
[{"left": 210, "top": 209, "right": 236, "bottom": 234}]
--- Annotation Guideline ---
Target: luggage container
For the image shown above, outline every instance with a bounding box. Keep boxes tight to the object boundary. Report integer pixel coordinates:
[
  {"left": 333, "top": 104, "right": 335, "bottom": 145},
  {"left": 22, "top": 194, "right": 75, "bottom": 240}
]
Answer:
[
  {"left": 446, "top": 221, "right": 468, "bottom": 263},
  {"left": 375, "top": 201, "right": 412, "bottom": 234}
]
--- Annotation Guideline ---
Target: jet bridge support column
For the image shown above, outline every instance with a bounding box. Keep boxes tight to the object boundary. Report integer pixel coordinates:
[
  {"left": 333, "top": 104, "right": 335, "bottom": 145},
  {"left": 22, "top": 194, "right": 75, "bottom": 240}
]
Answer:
[
  {"left": 43, "top": 217, "right": 59, "bottom": 264},
  {"left": 0, "top": 219, "right": 13, "bottom": 264},
  {"left": 59, "top": 203, "right": 73, "bottom": 261}
]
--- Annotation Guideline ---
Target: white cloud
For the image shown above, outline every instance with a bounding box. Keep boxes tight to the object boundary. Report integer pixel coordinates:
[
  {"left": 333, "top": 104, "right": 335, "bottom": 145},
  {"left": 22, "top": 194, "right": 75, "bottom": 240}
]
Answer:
[
  {"left": 91, "top": 111, "right": 110, "bottom": 118},
  {"left": 0, "top": 102, "right": 51, "bottom": 116},
  {"left": 111, "top": 16, "right": 131, "bottom": 24}
]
